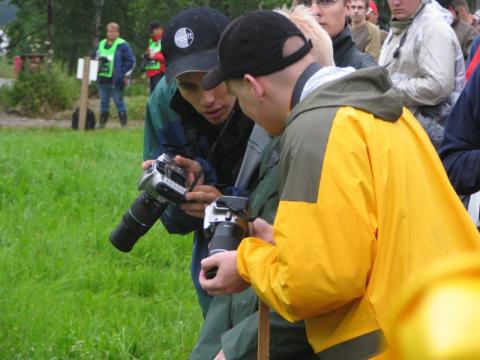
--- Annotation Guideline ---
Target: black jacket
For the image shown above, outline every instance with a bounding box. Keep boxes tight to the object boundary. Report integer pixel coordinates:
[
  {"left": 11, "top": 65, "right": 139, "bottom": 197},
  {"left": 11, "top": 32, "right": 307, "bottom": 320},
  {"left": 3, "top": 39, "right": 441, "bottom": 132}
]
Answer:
[
  {"left": 332, "top": 26, "right": 377, "bottom": 69},
  {"left": 170, "top": 90, "right": 254, "bottom": 188}
]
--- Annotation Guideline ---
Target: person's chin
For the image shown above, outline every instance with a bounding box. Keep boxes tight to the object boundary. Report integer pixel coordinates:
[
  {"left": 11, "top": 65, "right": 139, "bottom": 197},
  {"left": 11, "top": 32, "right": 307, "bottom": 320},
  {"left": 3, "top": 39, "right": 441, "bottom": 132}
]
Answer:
[
  {"left": 203, "top": 108, "right": 228, "bottom": 125},
  {"left": 393, "top": 10, "right": 405, "bottom": 19}
]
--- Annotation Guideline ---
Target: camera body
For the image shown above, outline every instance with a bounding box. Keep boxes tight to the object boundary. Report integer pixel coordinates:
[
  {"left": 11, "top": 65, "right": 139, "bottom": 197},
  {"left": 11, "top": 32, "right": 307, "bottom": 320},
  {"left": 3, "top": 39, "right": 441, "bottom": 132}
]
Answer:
[
  {"left": 139, "top": 53, "right": 149, "bottom": 72},
  {"left": 98, "top": 56, "right": 111, "bottom": 73},
  {"left": 109, "top": 153, "right": 188, "bottom": 252},
  {"left": 204, "top": 196, "right": 250, "bottom": 278},
  {"left": 138, "top": 153, "right": 187, "bottom": 206}
]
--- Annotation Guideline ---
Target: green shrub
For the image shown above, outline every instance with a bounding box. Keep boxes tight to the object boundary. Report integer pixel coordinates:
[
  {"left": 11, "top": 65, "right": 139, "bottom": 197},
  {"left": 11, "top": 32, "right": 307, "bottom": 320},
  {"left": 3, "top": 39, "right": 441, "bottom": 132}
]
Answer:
[
  {"left": 127, "top": 94, "right": 148, "bottom": 121},
  {"left": 0, "top": 56, "right": 14, "bottom": 78},
  {"left": 0, "top": 66, "right": 79, "bottom": 117},
  {"left": 124, "top": 80, "right": 149, "bottom": 97}
]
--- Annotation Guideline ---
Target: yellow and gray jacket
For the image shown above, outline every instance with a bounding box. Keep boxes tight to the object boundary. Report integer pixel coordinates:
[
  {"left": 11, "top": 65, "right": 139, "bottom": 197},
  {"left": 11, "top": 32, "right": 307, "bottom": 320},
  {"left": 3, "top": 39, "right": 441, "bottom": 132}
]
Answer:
[{"left": 237, "top": 66, "right": 480, "bottom": 358}]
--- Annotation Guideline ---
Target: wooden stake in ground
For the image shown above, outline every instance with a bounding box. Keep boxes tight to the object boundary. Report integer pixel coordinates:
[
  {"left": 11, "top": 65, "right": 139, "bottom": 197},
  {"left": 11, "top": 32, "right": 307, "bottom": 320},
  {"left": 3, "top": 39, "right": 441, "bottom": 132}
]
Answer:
[
  {"left": 78, "top": 56, "right": 90, "bottom": 131},
  {"left": 258, "top": 300, "right": 270, "bottom": 360}
]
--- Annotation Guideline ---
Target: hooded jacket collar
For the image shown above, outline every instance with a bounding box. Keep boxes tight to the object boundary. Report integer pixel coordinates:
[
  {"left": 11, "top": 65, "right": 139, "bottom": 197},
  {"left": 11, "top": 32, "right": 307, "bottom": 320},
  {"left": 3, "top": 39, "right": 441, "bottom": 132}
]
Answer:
[{"left": 289, "top": 67, "right": 403, "bottom": 124}]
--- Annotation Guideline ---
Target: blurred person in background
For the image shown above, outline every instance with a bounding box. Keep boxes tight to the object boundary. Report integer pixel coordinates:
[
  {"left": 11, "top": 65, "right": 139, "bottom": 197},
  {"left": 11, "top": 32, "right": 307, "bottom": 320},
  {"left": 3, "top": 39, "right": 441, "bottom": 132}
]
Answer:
[
  {"left": 144, "top": 21, "right": 165, "bottom": 93},
  {"left": 438, "top": 0, "right": 478, "bottom": 60},
  {"left": 294, "top": 0, "right": 377, "bottom": 68},
  {"left": 350, "top": 0, "right": 382, "bottom": 60},
  {"left": 379, "top": 0, "right": 465, "bottom": 148},
  {"left": 93, "top": 22, "right": 135, "bottom": 128},
  {"left": 440, "top": 66, "right": 480, "bottom": 227},
  {"left": 454, "top": 0, "right": 480, "bottom": 30},
  {"left": 366, "top": 0, "right": 389, "bottom": 43}
]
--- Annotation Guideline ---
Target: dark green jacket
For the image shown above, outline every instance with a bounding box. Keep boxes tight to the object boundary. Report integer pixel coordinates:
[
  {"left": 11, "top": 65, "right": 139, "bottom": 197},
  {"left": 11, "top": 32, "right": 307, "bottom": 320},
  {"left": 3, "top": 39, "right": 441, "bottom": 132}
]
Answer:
[{"left": 189, "top": 138, "right": 316, "bottom": 360}]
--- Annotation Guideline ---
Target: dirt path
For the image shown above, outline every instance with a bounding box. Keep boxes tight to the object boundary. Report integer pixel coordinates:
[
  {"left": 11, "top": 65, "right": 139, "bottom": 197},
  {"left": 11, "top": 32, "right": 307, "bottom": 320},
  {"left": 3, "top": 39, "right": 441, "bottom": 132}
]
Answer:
[
  {"left": 0, "top": 92, "right": 143, "bottom": 129},
  {"left": 0, "top": 112, "right": 143, "bottom": 129}
]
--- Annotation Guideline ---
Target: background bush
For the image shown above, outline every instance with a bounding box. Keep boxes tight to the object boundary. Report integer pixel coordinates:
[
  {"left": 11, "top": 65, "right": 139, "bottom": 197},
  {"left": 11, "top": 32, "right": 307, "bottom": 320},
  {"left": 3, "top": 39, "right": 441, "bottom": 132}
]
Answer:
[
  {"left": 0, "top": 66, "right": 79, "bottom": 117},
  {"left": 124, "top": 80, "right": 149, "bottom": 97},
  {"left": 0, "top": 56, "right": 14, "bottom": 78}
]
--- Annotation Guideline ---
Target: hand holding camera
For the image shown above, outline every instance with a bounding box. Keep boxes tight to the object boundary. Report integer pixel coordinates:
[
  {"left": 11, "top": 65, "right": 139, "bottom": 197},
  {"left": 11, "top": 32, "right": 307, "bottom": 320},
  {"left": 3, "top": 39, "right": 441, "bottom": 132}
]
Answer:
[
  {"left": 109, "top": 153, "right": 188, "bottom": 252},
  {"left": 142, "top": 155, "right": 203, "bottom": 187},
  {"left": 199, "top": 251, "right": 250, "bottom": 296},
  {"left": 180, "top": 185, "right": 223, "bottom": 218},
  {"left": 202, "top": 196, "right": 253, "bottom": 279},
  {"left": 143, "top": 156, "right": 214, "bottom": 219},
  {"left": 173, "top": 155, "right": 204, "bottom": 188}
]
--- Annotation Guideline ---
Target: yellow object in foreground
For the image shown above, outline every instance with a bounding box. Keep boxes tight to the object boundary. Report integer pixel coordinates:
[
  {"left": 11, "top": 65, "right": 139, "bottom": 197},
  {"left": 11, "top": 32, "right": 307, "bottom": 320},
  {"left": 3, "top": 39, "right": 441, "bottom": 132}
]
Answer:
[{"left": 389, "top": 253, "right": 480, "bottom": 360}]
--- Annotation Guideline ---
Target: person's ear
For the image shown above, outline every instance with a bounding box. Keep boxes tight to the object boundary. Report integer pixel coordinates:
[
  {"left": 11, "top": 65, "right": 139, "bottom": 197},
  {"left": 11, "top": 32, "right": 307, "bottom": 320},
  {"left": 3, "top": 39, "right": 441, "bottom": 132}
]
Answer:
[{"left": 244, "top": 74, "right": 265, "bottom": 101}]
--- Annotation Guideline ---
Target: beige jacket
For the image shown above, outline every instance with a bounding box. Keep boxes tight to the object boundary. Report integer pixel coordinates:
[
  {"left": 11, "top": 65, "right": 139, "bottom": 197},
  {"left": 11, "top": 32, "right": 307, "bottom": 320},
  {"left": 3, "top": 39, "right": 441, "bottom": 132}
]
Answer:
[
  {"left": 379, "top": 1, "right": 464, "bottom": 112},
  {"left": 351, "top": 21, "right": 382, "bottom": 61}
]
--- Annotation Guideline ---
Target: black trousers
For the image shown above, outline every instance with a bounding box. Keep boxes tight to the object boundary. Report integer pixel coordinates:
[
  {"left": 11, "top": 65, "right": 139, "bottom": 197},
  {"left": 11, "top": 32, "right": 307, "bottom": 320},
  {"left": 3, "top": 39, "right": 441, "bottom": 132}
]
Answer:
[{"left": 149, "top": 73, "right": 164, "bottom": 93}]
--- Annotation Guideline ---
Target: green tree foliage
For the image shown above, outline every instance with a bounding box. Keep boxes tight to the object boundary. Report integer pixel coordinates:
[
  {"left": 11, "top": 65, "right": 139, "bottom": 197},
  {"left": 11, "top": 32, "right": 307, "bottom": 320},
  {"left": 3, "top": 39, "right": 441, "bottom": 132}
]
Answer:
[{"left": 4, "top": 0, "right": 288, "bottom": 73}]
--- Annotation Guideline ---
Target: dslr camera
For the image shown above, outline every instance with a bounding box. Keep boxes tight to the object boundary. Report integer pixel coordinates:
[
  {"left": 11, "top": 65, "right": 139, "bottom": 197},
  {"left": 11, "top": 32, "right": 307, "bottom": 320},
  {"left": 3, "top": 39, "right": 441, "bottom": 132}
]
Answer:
[
  {"left": 109, "top": 153, "right": 188, "bottom": 252},
  {"left": 203, "top": 196, "right": 251, "bottom": 278},
  {"left": 139, "top": 53, "right": 149, "bottom": 72},
  {"left": 97, "top": 56, "right": 110, "bottom": 73}
]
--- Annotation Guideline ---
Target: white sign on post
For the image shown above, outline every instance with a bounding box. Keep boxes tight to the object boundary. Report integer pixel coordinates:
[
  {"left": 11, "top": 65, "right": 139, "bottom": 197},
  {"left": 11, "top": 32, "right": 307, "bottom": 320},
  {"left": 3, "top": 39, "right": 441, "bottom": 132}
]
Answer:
[{"left": 76, "top": 58, "right": 99, "bottom": 82}]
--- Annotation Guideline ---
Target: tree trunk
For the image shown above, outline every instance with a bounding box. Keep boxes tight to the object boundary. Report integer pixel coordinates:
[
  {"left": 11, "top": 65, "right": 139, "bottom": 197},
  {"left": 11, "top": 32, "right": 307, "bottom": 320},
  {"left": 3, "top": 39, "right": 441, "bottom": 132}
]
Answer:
[
  {"left": 92, "top": 0, "right": 105, "bottom": 50},
  {"left": 47, "top": 0, "right": 54, "bottom": 70}
]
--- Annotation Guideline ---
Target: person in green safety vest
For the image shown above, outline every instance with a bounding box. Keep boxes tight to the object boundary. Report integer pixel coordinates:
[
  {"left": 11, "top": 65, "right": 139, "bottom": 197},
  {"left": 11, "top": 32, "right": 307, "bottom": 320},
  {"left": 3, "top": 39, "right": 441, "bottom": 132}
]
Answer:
[
  {"left": 93, "top": 22, "right": 135, "bottom": 128},
  {"left": 144, "top": 21, "right": 166, "bottom": 93}
]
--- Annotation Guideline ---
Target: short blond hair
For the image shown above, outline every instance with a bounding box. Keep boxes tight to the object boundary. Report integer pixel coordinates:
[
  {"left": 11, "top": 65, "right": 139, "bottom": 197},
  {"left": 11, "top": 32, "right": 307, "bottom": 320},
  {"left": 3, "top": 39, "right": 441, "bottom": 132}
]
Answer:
[{"left": 275, "top": 5, "right": 334, "bottom": 66}]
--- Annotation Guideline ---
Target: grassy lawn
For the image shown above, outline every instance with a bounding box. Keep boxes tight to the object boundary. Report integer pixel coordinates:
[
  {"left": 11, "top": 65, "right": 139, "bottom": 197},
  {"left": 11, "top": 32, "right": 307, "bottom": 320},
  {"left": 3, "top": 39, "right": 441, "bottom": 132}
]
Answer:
[{"left": 0, "top": 127, "right": 202, "bottom": 359}]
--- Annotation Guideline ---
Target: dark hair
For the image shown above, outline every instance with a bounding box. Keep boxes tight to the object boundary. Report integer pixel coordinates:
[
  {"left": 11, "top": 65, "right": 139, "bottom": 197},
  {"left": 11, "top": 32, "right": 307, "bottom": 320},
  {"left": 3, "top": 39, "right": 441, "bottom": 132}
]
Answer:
[
  {"left": 437, "top": 0, "right": 455, "bottom": 10},
  {"left": 148, "top": 21, "right": 162, "bottom": 33}
]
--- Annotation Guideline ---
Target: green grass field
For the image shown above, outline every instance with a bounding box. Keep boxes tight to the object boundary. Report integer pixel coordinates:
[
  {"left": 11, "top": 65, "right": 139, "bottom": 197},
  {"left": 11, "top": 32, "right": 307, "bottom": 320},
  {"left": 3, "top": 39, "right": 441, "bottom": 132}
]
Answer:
[{"left": 0, "top": 127, "right": 202, "bottom": 359}]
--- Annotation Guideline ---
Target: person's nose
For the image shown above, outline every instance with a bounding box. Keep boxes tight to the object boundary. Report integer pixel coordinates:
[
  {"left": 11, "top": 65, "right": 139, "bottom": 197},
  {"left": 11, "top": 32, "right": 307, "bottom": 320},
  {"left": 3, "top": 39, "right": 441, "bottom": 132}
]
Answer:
[{"left": 200, "top": 90, "right": 215, "bottom": 107}]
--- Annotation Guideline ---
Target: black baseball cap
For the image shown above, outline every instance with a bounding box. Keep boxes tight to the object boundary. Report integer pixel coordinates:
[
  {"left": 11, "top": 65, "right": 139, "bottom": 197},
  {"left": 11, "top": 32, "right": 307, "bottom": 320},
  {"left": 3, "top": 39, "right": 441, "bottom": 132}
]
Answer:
[
  {"left": 202, "top": 10, "right": 312, "bottom": 90},
  {"left": 162, "top": 7, "right": 230, "bottom": 84}
]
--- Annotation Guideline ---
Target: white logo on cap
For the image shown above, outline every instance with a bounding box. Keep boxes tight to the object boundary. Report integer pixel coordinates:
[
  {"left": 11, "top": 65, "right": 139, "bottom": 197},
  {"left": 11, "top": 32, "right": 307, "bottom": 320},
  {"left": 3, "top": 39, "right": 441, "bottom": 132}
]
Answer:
[{"left": 174, "top": 27, "right": 194, "bottom": 48}]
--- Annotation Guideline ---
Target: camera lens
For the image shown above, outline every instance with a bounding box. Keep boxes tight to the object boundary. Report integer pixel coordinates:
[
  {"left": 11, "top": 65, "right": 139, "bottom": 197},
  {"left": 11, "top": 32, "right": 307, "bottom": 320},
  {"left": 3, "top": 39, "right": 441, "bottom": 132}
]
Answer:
[
  {"left": 109, "top": 192, "right": 167, "bottom": 252},
  {"left": 208, "top": 221, "right": 246, "bottom": 256}
]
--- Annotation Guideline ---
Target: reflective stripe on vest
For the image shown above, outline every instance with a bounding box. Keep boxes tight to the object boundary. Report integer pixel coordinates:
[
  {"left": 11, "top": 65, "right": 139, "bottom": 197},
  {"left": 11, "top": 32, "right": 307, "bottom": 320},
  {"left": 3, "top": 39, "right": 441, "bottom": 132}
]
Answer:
[
  {"left": 316, "top": 330, "right": 385, "bottom": 360},
  {"left": 98, "top": 38, "right": 126, "bottom": 78},
  {"left": 145, "top": 38, "right": 162, "bottom": 70}
]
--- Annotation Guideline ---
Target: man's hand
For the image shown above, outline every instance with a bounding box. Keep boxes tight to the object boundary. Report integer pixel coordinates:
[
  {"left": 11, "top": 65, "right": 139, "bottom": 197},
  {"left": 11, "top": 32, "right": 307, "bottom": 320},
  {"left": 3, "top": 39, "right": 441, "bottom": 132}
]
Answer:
[
  {"left": 248, "top": 218, "right": 275, "bottom": 244},
  {"left": 213, "top": 349, "right": 226, "bottom": 360},
  {"left": 180, "top": 185, "right": 222, "bottom": 218},
  {"left": 199, "top": 251, "right": 250, "bottom": 296},
  {"left": 141, "top": 159, "right": 155, "bottom": 170},
  {"left": 148, "top": 51, "right": 156, "bottom": 60},
  {"left": 174, "top": 155, "right": 204, "bottom": 188},
  {"left": 142, "top": 156, "right": 204, "bottom": 187}
]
